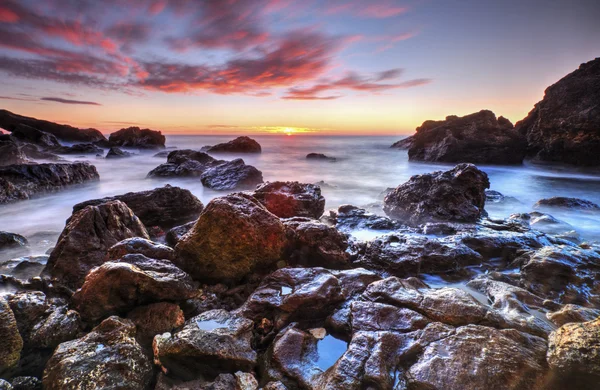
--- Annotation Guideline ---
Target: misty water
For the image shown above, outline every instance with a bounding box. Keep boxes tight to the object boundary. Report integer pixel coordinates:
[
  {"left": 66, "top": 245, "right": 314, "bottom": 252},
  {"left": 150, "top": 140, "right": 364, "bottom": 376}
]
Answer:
[{"left": 2, "top": 134, "right": 600, "bottom": 259}]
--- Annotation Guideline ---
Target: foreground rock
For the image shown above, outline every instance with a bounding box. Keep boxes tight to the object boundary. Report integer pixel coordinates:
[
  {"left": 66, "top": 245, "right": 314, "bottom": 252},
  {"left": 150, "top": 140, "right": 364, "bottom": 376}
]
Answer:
[
  {"left": 252, "top": 181, "right": 325, "bottom": 218},
  {"left": 73, "top": 185, "right": 204, "bottom": 231},
  {"left": 516, "top": 57, "right": 600, "bottom": 165},
  {"left": 43, "top": 201, "right": 150, "bottom": 289},
  {"left": 0, "top": 297, "right": 23, "bottom": 374},
  {"left": 396, "top": 110, "right": 526, "bottom": 164},
  {"left": 534, "top": 196, "right": 600, "bottom": 211},
  {"left": 0, "top": 163, "right": 99, "bottom": 204},
  {"left": 147, "top": 150, "right": 223, "bottom": 177},
  {"left": 153, "top": 309, "right": 256, "bottom": 380},
  {"left": 42, "top": 316, "right": 153, "bottom": 390},
  {"left": 0, "top": 109, "right": 107, "bottom": 143},
  {"left": 284, "top": 219, "right": 350, "bottom": 268},
  {"left": 108, "top": 126, "right": 165, "bottom": 149},
  {"left": 206, "top": 136, "right": 261, "bottom": 153},
  {"left": 200, "top": 159, "right": 263, "bottom": 190},
  {"left": 175, "top": 193, "right": 286, "bottom": 283},
  {"left": 72, "top": 254, "right": 198, "bottom": 321},
  {"left": 383, "top": 163, "right": 489, "bottom": 225}
]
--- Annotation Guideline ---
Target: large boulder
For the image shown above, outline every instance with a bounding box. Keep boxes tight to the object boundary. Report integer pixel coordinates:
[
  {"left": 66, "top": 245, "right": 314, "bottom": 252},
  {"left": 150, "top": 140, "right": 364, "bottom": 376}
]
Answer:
[
  {"left": 174, "top": 193, "right": 286, "bottom": 283},
  {"left": 0, "top": 163, "right": 99, "bottom": 204},
  {"left": 108, "top": 126, "right": 165, "bottom": 149},
  {"left": 396, "top": 110, "right": 526, "bottom": 164},
  {"left": 206, "top": 136, "right": 261, "bottom": 153},
  {"left": 10, "top": 124, "right": 60, "bottom": 148},
  {"left": 73, "top": 185, "right": 204, "bottom": 231},
  {"left": 252, "top": 181, "right": 325, "bottom": 218},
  {"left": 43, "top": 201, "right": 150, "bottom": 289},
  {"left": 72, "top": 254, "right": 198, "bottom": 321},
  {"left": 42, "top": 316, "right": 153, "bottom": 390},
  {"left": 0, "top": 109, "right": 107, "bottom": 143},
  {"left": 147, "top": 150, "right": 223, "bottom": 177},
  {"left": 200, "top": 159, "right": 263, "bottom": 190},
  {"left": 153, "top": 309, "right": 257, "bottom": 380},
  {"left": 0, "top": 297, "right": 23, "bottom": 374},
  {"left": 515, "top": 57, "right": 600, "bottom": 165},
  {"left": 383, "top": 163, "right": 489, "bottom": 225},
  {"left": 127, "top": 302, "right": 185, "bottom": 347}
]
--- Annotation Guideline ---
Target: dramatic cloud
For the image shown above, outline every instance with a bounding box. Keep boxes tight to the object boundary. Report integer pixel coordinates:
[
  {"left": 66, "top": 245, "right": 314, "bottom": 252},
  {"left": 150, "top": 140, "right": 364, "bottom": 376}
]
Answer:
[{"left": 41, "top": 97, "right": 102, "bottom": 105}]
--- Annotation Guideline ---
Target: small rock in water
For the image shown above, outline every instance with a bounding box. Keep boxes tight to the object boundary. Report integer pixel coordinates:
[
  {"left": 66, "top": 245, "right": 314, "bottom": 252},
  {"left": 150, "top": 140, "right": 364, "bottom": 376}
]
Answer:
[
  {"left": 306, "top": 153, "right": 336, "bottom": 161},
  {"left": 206, "top": 136, "right": 261, "bottom": 153},
  {"left": 534, "top": 196, "right": 600, "bottom": 211}
]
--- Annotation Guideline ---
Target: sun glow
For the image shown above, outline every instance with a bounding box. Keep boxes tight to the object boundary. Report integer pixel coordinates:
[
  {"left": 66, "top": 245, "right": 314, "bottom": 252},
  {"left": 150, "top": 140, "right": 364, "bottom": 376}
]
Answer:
[{"left": 284, "top": 127, "right": 294, "bottom": 136}]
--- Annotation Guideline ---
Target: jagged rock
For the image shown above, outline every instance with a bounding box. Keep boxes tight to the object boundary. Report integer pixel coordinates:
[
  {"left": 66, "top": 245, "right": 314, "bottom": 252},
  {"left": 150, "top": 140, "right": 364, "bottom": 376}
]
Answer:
[
  {"left": 0, "top": 297, "right": 23, "bottom": 373},
  {"left": 42, "top": 316, "right": 153, "bottom": 390},
  {"left": 72, "top": 254, "right": 198, "bottom": 321},
  {"left": 108, "top": 126, "right": 165, "bottom": 149},
  {"left": 383, "top": 163, "right": 489, "bottom": 225},
  {"left": 175, "top": 193, "right": 286, "bottom": 283},
  {"left": 127, "top": 302, "right": 185, "bottom": 347},
  {"left": 0, "top": 140, "right": 31, "bottom": 166},
  {"left": 148, "top": 150, "right": 223, "bottom": 177},
  {"left": 390, "top": 136, "right": 414, "bottom": 149},
  {"left": 165, "top": 222, "right": 195, "bottom": 247},
  {"left": 107, "top": 237, "right": 174, "bottom": 261},
  {"left": 73, "top": 185, "right": 204, "bottom": 230},
  {"left": 547, "top": 304, "right": 600, "bottom": 327},
  {"left": 200, "top": 159, "right": 263, "bottom": 190},
  {"left": 527, "top": 212, "right": 574, "bottom": 236},
  {"left": 332, "top": 205, "right": 401, "bottom": 232},
  {"left": 547, "top": 317, "right": 600, "bottom": 386},
  {"left": 10, "top": 124, "right": 60, "bottom": 148},
  {"left": 252, "top": 181, "right": 325, "bottom": 219},
  {"left": 43, "top": 200, "right": 150, "bottom": 289},
  {"left": 49, "top": 143, "right": 103, "bottom": 155},
  {"left": 283, "top": 219, "right": 350, "bottom": 269},
  {"left": 155, "top": 372, "right": 257, "bottom": 390},
  {"left": 396, "top": 110, "right": 526, "bottom": 164},
  {"left": 0, "top": 162, "right": 99, "bottom": 204},
  {"left": 19, "top": 144, "right": 62, "bottom": 162},
  {"left": 516, "top": 57, "right": 600, "bottom": 166},
  {"left": 207, "top": 136, "right": 261, "bottom": 153},
  {"left": 0, "top": 109, "right": 107, "bottom": 143},
  {"left": 9, "top": 376, "right": 41, "bottom": 390},
  {"left": 349, "top": 301, "right": 430, "bottom": 332},
  {"left": 105, "top": 146, "right": 133, "bottom": 158},
  {"left": 306, "top": 153, "right": 336, "bottom": 161},
  {"left": 153, "top": 309, "right": 257, "bottom": 380},
  {"left": 534, "top": 196, "right": 600, "bottom": 211}
]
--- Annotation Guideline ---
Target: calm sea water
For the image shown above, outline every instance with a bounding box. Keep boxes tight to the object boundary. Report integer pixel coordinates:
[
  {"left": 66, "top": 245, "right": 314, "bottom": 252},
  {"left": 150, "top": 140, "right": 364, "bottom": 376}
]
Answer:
[{"left": 2, "top": 135, "right": 600, "bottom": 257}]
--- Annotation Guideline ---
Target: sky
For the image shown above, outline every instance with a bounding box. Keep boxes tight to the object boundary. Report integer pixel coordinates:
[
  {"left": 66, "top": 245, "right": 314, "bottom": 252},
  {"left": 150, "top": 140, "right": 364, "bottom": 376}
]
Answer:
[{"left": 0, "top": 0, "right": 599, "bottom": 136}]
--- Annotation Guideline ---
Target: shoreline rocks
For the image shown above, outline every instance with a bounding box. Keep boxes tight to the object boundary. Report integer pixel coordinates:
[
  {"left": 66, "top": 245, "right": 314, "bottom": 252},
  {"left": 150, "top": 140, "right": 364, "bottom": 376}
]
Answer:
[
  {"left": 252, "top": 181, "right": 325, "bottom": 219},
  {"left": 200, "top": 159, "right": 263, "bottom": 191}
]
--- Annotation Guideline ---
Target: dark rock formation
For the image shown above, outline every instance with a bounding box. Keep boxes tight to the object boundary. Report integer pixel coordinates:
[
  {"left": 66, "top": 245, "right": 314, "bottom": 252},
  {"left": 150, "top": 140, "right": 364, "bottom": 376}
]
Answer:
[
  {"left": 0, "top": 232, "right": 28, "bottom": 250},
  {"left": 49, "top": 143, "right": 103, "bottom": 155},
  {"left": 147, "top": 150, "right": 223, "bottom": 177},
  {"left": 106, "top": 237, "right": 174, "bottom": 261},
  {"left": 43, "top": 201, "right": 150, "bottom": 289},
  {"left": 516, "top": 57, "right": 600, "bottom": 166},
  {"left": 331, "top": 204, "right": 402, "bottom": 232},
  {"left": 73, "top": 185, "right": 204, "bottom": 230},
  {"left": 0, "top": 141, "right": 31, "bottom": 166},
  {"left": 72, "top": 254, "right": 198, "bottom": 321},
  {"left": 153, "top": 309, "right": 257, "bottom": 380},
  {"left": 206, "top": 136, "right": 261, "bottom": 153},
  {"left": 253, "top": 181, "right": 325, "bottom": 218},
  {"left": 390, "top": 136, "right": 414, "bottom": 149},
  {"left": 105, "top": 147, "right": 133, "bottom": 158},
  {"left": 165, "top": 222, "right": 195, "bottom": 247},
  {"left": 383, "top": 163, "right": 489, "bottom": 225},
  {"left": 127, "top": 302, "right": 185, "bottom": 347},
  {"left": 0, "top": 163, "right": 99, "bottom": 204},
  {"left": 306, "top": 153, "right": 336, "bottom": 161},
  {"left": 200, "top": 158, "right": 263, "bottom": 190},
  {"left": 534, "top": 196, "right": 600, "bottom": 211},
  {"left": 108, "top": 126, "right": 165, "bottom": 149},
  {"left": 175, "top": 193, "right": 286, "bottom": 283},
  {"left": 19, "top": 144, "right": 62, "bottom": 162},
  {"left": 0, "top": 297, "right": 23, "bottom": 374},
  {"left": 42, "top": 316, "right": 153, "bottom": 390},
  {"left": 0, "top": 110, "right": 107, "bottom": 143},
  {"left": 10, "top": 125, "right": 60, "bottom": 148},
  {"left": 395, "top": 110, "right": 526, "bottom": 164}
]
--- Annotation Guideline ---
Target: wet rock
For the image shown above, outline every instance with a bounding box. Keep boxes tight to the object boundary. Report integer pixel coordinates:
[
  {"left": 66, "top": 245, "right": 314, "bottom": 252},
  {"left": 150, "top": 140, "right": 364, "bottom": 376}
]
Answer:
[
  {"left": 49, "top": 143, "right": 103, "bottom": 155},
  {"left": 515, "top": 57, "right": 600, "bottom": 166},
  {"left": 547, "top": 304, "right": 600, "bottom": 327},
  {"left": 239, "top": 267, "right": 344, "bottom": 330},
  {"left": 547, "top": 317, "right": 600, "bottom": 385},
  {"left": 398, "top": 110, "right": 526, "bottom": 164},
  {"left": 105, "top": 146, "right": 133, "bottom": 158},
  {"left": 200, "top": 159, "right": 263, "bottom": 191},
  {"left": 175, "top": 193, "right": 286, "bottom": 283},
  {"left": 43, "top": 200, "right": 150, "bottom": 289},
  {"left": 383, "top": 163, "right": 489, "bottom": 225},
  {"left": 165, "top": 222, "right": 195, "bottom": 247},
  {"left": 107, "top": 237, "right": 175, "bottom": 261},
  {"left": 42, "top": 316, "right": 153, "bottom": 390},
  {"left": 108, "top": 126, "right": 165, "bottom": 149},
  {"left": 19, "top": 144, "right": 62, "bottom": 162},
  {"left": 0, "top": 297, "right": 23, "bottom": 373},
  {"left": 9, "top": 376, "right": 41, "bottom": 390},
  {"left": 72, "top": 254, "right": 198, "bottom": 321},
  {"left": 10, "top": 124, "right": 60, "bottom": 148},
  {"left": 0, "top": 380, "right": 11, "bottom": 390},
  {"left": 306, "top": 153, "right": 336, "bottom": 162},
  {"left": 0, "top": 141, "right": 31, "bottom": 166},
  {"left": 329, "top": 205, "right": 401, "bottom": 233},
  {"left": 283, "top": 219, "right": 350, "bottom": 269},
  {"left": 408, "top": 325, "right": 549, "bottom": 390},
  {"left": 155, "top": 371, "right": 256, "bottom": 390},
  {"left": 0, "top": 162, "right": 99, "bottom": 204},
  {"left": 354, "top": 234, "right": 482, "bottom": 278},
  {"left": 252, "top": 181, "right": 325, "bottom": 219},
  {"left": 0, "top": 257, "right": 46, "bottom": 281},
  {"left": 147, "top": 150, "right": 223, "bottom": 177},
  {"left": 0, "top": 109, "right": 107, "bottom": 143},
  {"left": 0, "top": 232, "right": 28, "bottom": 251},
  {"left": 528, "top": 212, "right": 574, "bottom": 235},
  {"left": 127, "top": 302, "right": 185, "bottom": 347},
  {"left": 485, "top": 189, "right": 521, "bottom": 205},
  {"left": 73, "top": 185, "right": 204, "bottom": 231},
  {"left": 349, "top": 301, "right": 430, "bottom": 332},
  {"left": 153, "top": 309, "right": 257, "bottom": 380},
  {"left": 206, "top": 136, "right": 261, "bottom": 153},
  {"left": 534, "top": 196, "right": 600, "bottom": 211}
]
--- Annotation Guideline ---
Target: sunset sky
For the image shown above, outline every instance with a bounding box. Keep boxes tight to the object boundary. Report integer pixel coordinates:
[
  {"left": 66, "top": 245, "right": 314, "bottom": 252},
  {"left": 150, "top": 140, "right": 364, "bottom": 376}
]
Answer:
[{"left": 0, "top": 0, "right": 599, "bottom": 135}]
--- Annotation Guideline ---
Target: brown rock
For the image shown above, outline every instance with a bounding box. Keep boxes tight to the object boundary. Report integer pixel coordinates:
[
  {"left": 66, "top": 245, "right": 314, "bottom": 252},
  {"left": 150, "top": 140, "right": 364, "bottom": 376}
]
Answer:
[{"left": 252, "top": 181, "right": 325, "bottom": 219}]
